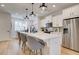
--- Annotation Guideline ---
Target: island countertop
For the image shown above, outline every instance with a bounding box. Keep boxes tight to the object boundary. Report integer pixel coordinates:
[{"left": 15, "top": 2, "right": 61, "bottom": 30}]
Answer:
[
  {"left": 20, "top": 31, "right": 62, "bottom": 40},
  {"left": 20, "top": 31, "right": 62, "bottom": 55}
]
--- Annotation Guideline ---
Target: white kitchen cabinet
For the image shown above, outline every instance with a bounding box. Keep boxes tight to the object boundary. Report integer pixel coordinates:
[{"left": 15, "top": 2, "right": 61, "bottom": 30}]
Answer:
[
  {"left": 63, "top": 4, "right": 79, "bottom": 19},
  {"left": 63, "top": 7, "right": 72, "bottom": 19},
  {"left": 52, "top": 15, "right": 63, "bottom": 27},
  {"left": 71, "top": 5, "right": 79, "bottom": 17}
]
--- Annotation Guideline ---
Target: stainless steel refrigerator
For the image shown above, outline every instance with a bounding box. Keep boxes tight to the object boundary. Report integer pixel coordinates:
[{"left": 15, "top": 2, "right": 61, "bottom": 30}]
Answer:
[{"left": 62, "top": 17, "right": 79, "bottom": 52}]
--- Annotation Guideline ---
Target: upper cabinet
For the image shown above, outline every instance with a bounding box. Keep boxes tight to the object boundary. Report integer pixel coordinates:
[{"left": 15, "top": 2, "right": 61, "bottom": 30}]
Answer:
[
  {"left": 52, "top": 14, "right": 63, "bottom": 27},
  {"left": 63, "top": 4, "right": 79, "bottom": 19},
  {"left": 63, "top": 7, "right": 72, "bottom": 19},
  {"left": 40, "top": 14, "right": 63, "bottom": 27},
  {"left": 71, "top": 5, "right": 79, "bottom": 17}
]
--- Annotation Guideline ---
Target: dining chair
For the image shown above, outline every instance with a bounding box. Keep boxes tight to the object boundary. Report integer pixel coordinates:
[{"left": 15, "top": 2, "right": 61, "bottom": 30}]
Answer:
[
  {"left": 20, "top": 33, "right": 27, "bottom": 53},
  {"left": 27, "top": 35, "right": 46, "bottom": 55}
]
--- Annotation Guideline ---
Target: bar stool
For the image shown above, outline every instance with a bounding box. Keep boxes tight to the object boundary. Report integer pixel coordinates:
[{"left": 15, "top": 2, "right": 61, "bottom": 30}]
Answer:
[
  {"left": 20, "top": 33, "right": 27, "bottom": 53},
  {"left": 17, "top": 32, "right": 21, "bottom": 46},
  {"left": 27, "top": 35, "right": 46, "bottom": 55}
]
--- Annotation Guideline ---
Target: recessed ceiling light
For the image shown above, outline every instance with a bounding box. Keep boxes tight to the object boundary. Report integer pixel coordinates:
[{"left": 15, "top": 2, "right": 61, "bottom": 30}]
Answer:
[
  {"left": 0, "top": 4, "right": 5, "bottom": 7},
  {"left": 52, "top": 5, "right": 56, "bottom": 7}
]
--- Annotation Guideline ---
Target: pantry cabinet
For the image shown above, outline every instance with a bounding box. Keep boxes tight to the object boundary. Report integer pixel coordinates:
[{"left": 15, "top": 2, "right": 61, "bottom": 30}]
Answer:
[{"left": 63, "top": 4, "right": 79, "bottom": 19}]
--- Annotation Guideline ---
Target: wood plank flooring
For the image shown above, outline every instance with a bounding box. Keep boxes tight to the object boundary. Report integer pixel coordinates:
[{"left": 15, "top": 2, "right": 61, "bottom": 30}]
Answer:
[
  {"left": 61, "top": 47, "right": 79, "bottom": 55},
  {"left": 0, "top": 39, "right": 79, "bottom": 55}
]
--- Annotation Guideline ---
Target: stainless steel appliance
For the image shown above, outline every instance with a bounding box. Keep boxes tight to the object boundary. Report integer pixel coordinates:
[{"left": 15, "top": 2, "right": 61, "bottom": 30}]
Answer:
[{"left": 63, "top": 17, "right": 79, "bottom": 51}]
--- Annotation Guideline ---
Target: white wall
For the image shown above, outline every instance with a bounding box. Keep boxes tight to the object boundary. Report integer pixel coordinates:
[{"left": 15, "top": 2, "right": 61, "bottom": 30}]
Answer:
[
  {"left": 11, "top": 17, "right": 21, "bottom": 38},
  {"left": 40, "top": 15, "right": 52, "bottom": 27},
  {"left": 0, "top": 12, "right": 11, "bottom": 41},
  {"left": 11, "top": 17, "right": 27, "bottom": 38},
  {"left": 27, "top": 16, "right": 39, "bottom": 32}
]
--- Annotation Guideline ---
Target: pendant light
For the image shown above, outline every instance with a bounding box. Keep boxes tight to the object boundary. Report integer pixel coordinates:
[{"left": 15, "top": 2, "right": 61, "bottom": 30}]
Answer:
[
  {"left": 40, "top": 3, "right": 47, "bottom": 11},
  {"left": 24, "top": 8, "right": 29, "bottom": 19},
  {"left": 30, "top": 3, "right": 36, "bottom": 16}
]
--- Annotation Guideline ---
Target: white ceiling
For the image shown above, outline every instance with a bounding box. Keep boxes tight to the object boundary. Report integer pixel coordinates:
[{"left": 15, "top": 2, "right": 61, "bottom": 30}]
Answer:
[{"left": 0, "top": 3, "right": 78, "bottom": 18}]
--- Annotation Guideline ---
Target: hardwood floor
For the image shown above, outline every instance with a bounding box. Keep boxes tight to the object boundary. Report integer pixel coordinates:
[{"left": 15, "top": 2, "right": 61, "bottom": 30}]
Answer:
[
  {"left": 61, "top": 47, "right": 79, "bottom": 55},
  {"left": 0, "top": 39, "right": 79, "bottom": 55}
]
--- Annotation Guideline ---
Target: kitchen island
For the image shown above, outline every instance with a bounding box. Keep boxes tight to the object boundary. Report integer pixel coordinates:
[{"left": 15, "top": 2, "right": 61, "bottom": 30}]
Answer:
[{"left": 20, "top": 31, "right": 62, "bottom": 55}]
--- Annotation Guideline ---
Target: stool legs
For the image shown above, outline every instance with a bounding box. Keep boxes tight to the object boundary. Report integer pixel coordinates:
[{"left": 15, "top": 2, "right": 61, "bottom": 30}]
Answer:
[
  {"left": 35, "top": 50, "right": 38, "bottom": 55},
  {"left": 28, "top": 49, "right": 43, "bottom": 55},
  {"left": 19, "top": 39, "right": 21, "bottom": 46},
  {"left": 22, "top": 42, "right": 26, "bottom": 53},
  {"left": 40, "top": 49, "right": 42, "bottom": 55}
]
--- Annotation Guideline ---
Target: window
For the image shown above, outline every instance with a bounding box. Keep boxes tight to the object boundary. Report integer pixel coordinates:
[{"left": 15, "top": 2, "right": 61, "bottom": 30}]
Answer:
[{"left": 14, "top": 20, "right": 27, "bottom": 31}]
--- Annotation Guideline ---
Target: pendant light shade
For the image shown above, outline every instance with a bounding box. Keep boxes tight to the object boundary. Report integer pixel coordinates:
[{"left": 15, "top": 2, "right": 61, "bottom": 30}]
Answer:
[
  {"left": 30, "top": 11, "right": 35, "bottom": 16},
  {"left": 24, "top": 8, "right": 29, "bottom": 19},
  {"left": 40, "top": 3, "right": 47, "bottom": 11},
  {"left": 30, "top": 3, "right": 36, "bottom": 16}
]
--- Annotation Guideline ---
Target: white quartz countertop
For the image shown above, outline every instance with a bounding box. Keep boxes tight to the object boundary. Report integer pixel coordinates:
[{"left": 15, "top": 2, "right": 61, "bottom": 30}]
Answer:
[
  {"left": 20, "top": 31, "right": 62, "bottom": 40},
  {"left": 19, "top": 31, "right": 62, "bottom": 55}
]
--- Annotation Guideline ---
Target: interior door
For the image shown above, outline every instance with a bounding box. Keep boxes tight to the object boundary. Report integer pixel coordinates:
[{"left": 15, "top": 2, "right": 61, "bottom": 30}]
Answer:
[{"left": 0, "top": 13, "right": 11, "bottom": 41}]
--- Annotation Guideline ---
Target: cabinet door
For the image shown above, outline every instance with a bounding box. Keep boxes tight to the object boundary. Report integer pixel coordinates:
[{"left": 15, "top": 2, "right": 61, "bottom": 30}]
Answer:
[
  {"left": 52, "top": 16, "right": 58, "bottom": 27},
  {"left": 63, "top": 4, "right": 79, "bottom": 19},
  {"left": 63, "top": 8, "right": 72, "bottom": 19},
  {"left": 52, "top": 15, "right": 63, "bottom": 27},
  {"left": 63, "top": 9, "right": 68, "bottom": 19},
  {"left": 72, "top": 5, "right": 79, "bottom": 17},
  {"left": 58, "top": 15, "right": 63, "bottom": 27}
]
